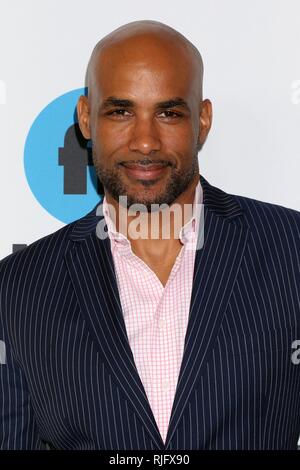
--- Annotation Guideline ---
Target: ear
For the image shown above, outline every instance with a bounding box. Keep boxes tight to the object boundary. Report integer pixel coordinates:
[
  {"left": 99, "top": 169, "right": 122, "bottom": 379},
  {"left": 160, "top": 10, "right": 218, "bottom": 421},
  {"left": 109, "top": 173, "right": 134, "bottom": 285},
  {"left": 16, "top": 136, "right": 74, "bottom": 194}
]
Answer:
[
  {"left": 198, "top": 99, "right": 213, "bottom": 147},
  {"left": 77, "top": 95, "right": 91, "bottom": 140}
]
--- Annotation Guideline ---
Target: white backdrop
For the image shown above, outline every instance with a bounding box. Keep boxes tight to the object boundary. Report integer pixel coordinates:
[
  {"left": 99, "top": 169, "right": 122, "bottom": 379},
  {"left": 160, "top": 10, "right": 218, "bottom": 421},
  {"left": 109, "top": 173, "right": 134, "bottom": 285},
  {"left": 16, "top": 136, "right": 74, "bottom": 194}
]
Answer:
[{"left": 0, "top": 0, "right": 300, "bottom": 260}]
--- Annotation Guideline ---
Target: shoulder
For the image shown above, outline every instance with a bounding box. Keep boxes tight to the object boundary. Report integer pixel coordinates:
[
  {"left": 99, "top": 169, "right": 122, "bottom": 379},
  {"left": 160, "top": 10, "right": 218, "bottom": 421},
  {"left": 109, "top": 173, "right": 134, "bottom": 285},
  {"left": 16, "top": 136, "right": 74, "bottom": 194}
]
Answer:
[
  {"left": 234, "top": 192, "right": 300, "bottom": 230},
  {"left": 231, "top": 192, "right": 300, "bottom": 255},
  {"left": 0, "top": 199, "right": 103, "bottom": 274},
  {"left": 0, "top": 199, "right": 101, "bottom": 292},
  {"left": 0, "top": 222, "right": 74, "bottom": 294}
]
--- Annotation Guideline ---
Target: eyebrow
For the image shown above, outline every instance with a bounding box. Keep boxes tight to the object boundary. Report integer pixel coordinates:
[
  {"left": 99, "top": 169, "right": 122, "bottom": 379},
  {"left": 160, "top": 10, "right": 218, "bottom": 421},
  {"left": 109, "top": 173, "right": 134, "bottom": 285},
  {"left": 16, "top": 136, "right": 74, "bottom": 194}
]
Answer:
[{"left": 99, "top": 96, "right": 190, "bottom": 111}]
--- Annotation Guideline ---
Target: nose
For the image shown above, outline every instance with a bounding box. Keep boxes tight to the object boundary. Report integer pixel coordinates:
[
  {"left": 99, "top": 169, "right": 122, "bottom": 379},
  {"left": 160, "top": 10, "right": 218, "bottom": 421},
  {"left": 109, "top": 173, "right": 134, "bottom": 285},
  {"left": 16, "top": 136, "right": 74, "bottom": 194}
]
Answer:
[{"left": 128, "top": 117, "right": 161, "bottom": 155}]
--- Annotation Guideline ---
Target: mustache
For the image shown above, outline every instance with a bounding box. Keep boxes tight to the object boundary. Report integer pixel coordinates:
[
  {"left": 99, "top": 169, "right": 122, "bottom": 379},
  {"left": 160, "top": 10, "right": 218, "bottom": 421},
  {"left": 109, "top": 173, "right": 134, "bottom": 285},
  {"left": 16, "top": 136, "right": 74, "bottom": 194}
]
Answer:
[{"left": 118, "top": 158, "right": 175, "bottom": 167}]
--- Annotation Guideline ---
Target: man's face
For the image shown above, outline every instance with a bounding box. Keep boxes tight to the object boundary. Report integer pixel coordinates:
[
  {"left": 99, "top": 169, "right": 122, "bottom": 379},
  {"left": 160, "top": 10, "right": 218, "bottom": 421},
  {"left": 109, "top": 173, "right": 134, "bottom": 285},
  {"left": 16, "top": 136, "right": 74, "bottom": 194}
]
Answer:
[{"left": 78, "top": 36, "right": 212, "bottom": 210}]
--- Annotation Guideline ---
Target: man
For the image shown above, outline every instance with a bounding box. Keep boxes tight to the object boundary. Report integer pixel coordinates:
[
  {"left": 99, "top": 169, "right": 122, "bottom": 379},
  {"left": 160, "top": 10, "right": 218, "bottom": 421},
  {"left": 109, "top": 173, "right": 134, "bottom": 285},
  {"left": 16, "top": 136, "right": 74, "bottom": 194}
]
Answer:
[{"left": 0, "top": 20, "right": 299, "bottom": 450}]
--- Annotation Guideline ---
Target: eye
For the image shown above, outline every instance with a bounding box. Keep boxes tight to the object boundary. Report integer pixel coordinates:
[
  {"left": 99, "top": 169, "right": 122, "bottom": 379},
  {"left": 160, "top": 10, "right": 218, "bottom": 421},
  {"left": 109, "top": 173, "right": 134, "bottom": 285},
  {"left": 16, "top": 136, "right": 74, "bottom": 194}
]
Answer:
[
  {"left": 106, "top": 109, "right": 132, "bottom": 118},
  {"left": 158, "top": 110, "right": 182, "bottom": 119}
]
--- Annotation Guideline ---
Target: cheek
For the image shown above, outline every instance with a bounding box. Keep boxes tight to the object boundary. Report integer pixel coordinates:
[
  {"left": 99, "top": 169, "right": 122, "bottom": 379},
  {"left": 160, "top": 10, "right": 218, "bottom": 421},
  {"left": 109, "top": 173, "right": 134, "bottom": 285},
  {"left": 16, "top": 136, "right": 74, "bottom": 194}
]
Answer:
[
  {"left": 92, "top": 122, "right": 128, "bottom": 155},
  {"left": 162, "top": 126, "right": 197, "bottom": 155}
]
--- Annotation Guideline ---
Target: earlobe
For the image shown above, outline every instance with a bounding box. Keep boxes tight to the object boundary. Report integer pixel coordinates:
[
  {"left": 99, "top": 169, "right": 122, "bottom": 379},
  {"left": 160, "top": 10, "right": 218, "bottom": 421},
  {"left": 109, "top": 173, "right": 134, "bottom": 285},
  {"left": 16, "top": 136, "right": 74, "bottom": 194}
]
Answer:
[{"left": 77, "top": 95, "right": 91, "bottom": 140}]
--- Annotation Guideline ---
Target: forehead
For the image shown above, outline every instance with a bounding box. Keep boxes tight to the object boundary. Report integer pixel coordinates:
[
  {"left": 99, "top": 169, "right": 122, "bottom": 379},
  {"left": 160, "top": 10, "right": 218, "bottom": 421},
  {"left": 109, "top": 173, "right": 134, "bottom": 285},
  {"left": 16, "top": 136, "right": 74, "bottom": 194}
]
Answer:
[{"left": 92, "top": 36, "right": 200, "bottom": 102}]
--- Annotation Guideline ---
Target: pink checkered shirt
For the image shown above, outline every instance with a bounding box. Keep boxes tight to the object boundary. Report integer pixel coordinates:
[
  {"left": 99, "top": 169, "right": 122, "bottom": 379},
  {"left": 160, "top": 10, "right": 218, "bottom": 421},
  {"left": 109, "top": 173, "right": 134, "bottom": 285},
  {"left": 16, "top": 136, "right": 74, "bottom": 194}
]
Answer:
[{"left": 102, "top": 179, "right": 203, "bottom": 443}]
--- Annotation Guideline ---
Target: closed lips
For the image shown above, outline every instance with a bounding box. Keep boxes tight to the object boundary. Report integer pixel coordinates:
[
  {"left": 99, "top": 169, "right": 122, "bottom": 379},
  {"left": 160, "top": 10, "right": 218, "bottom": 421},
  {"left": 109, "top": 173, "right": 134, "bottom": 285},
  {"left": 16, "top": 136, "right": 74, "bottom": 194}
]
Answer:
[{"left": 122, "top": 163, "right": 167, "bottom": 170}]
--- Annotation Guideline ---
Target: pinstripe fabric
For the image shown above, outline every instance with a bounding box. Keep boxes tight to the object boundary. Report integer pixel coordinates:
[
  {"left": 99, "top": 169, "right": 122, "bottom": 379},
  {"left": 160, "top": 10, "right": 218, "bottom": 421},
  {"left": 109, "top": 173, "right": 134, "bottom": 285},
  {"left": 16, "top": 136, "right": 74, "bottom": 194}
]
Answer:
[{"left": 0, "top": 174, "right": 299, "bottom": 449}]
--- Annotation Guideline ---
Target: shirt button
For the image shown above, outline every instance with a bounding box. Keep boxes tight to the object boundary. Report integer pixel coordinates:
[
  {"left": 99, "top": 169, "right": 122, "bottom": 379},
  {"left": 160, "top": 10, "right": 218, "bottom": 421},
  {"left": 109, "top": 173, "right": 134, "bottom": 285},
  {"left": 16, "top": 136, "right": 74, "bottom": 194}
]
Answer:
[{"left": 158, "top": 318, "right": 167, "bottom": 330}]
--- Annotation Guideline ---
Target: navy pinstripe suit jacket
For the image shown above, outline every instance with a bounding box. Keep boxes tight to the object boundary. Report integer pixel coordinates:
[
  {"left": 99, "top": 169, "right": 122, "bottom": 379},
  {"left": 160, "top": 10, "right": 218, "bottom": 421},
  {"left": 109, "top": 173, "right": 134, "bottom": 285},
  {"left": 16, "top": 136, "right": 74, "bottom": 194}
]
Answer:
[{"left": 1, "top": 175, "right": 300, "bottom": 450}]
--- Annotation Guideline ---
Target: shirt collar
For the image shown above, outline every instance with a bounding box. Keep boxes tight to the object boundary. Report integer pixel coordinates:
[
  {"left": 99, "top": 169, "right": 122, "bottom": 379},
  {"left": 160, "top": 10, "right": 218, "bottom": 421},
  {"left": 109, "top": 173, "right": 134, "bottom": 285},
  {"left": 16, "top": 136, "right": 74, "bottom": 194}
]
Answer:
[
  {"left": 178, "top": 179, "right": 203, "bottom": 244},
  {"left": 102, "top": 179, "right": 203, "bottom": 248}
]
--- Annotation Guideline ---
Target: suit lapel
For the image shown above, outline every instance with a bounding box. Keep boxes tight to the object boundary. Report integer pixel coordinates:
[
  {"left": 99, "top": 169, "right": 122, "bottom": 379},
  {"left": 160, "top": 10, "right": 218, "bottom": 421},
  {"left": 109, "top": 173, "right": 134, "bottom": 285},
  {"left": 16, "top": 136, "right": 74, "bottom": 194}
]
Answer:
[
  {"left": 165, "top": 175, "right": 250, "bottom": 446},
  {"left": 65, "top": 207, "right": 164, "bottom": 449}
]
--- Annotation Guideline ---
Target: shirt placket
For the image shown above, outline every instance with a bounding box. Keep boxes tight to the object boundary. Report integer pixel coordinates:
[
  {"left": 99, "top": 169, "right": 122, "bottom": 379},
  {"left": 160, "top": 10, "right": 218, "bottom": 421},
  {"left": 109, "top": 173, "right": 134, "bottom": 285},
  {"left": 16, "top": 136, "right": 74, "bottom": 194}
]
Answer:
[{"left": 148, "top": 246, "right": 185, "bottom": 442}]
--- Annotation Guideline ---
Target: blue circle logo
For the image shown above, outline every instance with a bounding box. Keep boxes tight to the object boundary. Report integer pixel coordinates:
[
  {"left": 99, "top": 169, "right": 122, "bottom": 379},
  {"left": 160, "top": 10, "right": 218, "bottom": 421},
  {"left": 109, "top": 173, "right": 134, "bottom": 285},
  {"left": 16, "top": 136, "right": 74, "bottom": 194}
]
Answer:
[{"left": 24, "top": 88, "right": 103, "bottom": 223}]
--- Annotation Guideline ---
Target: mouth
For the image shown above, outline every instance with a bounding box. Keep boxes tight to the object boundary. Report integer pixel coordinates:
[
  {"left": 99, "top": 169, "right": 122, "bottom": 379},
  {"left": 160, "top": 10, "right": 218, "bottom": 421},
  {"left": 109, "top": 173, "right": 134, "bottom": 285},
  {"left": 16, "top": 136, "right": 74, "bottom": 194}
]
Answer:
[{"left": 120, "top": 162, "right": 169, "bottom": 180}]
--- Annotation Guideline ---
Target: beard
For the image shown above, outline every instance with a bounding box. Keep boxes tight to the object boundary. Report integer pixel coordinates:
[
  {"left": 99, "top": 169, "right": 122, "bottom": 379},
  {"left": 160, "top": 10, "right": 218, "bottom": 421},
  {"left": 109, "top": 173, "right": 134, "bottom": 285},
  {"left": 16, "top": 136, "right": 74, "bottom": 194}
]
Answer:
[{"left": 93, "top": 153, "right": 199, "bottom": 212}]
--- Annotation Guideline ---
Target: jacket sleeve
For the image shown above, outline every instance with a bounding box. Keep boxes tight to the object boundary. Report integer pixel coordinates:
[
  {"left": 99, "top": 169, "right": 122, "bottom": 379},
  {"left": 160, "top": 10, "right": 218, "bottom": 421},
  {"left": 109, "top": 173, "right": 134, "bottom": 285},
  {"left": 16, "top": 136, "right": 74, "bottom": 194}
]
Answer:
[{"left": 0, "top": 315, "right": 46, "bottom": 449}]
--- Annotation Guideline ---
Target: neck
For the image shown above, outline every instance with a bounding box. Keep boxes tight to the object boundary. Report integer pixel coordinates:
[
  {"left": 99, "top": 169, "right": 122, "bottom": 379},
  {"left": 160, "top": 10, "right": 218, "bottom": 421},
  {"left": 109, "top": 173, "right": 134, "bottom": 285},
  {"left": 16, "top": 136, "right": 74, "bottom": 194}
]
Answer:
[{"left": 104, "top": 174, "right": 200, "bottom": 246}]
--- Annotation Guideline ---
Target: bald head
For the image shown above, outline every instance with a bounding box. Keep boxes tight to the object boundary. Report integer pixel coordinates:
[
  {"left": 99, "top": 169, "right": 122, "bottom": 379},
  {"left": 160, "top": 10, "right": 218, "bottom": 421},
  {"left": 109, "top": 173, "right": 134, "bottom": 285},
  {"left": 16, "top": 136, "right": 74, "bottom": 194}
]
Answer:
[
  {"left": 77, "top": 20, "right": 212, "bottom": 210},
  {"left": 86, "top": 20, "right": 204, "bottom": 102}
]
